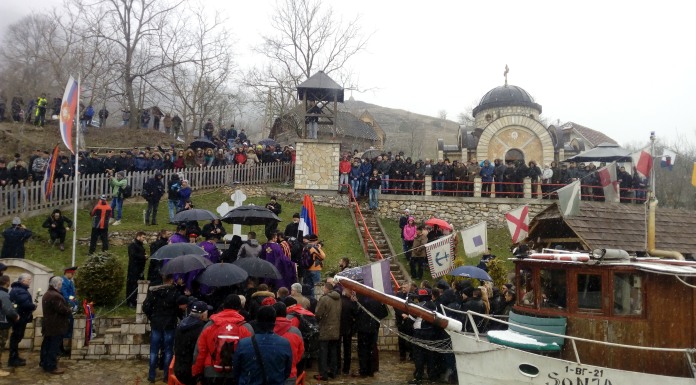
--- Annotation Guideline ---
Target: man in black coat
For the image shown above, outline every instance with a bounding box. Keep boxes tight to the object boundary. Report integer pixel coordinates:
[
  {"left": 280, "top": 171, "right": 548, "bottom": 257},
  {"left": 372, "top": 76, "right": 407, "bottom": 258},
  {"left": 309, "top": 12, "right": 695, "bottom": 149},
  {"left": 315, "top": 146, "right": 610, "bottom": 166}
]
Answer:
[
  {"left": 147, "top": 229, "right": 170, "bottom": 286},
  {"left": 1, "top": 217, "right": 32, "bottom": 259},
  {"left": 354, "top": 294, "right": 388, "bottom": 377},
  {"left": 8, "top": 274, "right": 36, "bottom": 367},
  {"left": 144, "top": 274, "right": 180, "bottom": 383},
  {"left": 173, "top": 301, "right": 209, "bottom": 385},
  {"left": 264, "top": 196, "right": 282, "bottom": 239},
  {"left": 42, "top": 209, "right": 73, "bottom": 251},
  {"left": 126, "top": 232, "right": 147, "bottom": 308},
  {"left": 40, "top": 276, "right": 72, "bottom": 374},
  {"left": 339, "top": 287, "right": 358, "bottom": 375},
  {"left": 143, "top": 171, "right": 165, "bottom": 225}
]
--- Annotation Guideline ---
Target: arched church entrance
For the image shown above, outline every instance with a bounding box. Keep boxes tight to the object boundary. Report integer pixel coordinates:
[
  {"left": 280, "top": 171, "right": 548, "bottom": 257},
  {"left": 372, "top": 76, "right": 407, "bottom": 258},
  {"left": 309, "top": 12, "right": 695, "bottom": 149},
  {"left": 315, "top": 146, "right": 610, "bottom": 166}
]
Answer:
[{"left": 505, "top": 148, "right": 525, "bottom": 164}]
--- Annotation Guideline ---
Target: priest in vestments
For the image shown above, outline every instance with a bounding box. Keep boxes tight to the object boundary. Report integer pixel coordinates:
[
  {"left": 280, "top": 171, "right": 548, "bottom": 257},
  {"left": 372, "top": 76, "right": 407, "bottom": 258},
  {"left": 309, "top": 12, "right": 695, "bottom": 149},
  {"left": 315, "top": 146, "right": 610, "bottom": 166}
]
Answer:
[{"left": 261, "top": 233, "right": 297, "bottom": 289}]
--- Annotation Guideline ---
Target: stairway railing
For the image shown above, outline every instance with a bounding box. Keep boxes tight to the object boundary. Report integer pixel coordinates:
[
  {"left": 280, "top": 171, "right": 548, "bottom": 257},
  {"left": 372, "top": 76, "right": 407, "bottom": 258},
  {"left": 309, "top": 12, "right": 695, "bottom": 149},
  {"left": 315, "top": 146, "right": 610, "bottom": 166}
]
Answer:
[{"left": 344, "top": 184, "right": 400, "bottom": 291}]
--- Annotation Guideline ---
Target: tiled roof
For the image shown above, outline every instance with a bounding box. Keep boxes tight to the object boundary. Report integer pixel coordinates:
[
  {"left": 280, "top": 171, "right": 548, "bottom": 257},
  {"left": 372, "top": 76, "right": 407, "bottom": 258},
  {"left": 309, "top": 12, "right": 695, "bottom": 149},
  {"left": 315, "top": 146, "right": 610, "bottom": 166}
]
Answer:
[
  {"left": 561, "top": 122, "right": 618, "bottom": 147},
  {"left": 531, "top": 202, "right": 696, "bottom": 257}
]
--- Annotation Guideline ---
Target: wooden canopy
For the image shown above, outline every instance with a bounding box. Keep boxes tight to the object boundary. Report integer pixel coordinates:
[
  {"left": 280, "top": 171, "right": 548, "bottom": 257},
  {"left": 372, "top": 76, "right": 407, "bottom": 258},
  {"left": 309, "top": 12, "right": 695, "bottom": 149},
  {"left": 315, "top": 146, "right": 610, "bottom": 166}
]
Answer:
[{"left": 528, "top": 201, "right": 696, "bottom": 258}]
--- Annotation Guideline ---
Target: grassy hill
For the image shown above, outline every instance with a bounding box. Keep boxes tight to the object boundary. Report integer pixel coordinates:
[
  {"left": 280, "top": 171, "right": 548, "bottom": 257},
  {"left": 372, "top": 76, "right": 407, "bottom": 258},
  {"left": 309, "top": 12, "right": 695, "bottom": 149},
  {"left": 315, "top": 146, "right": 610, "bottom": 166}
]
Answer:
[{"left": 1, "top": 189, "right": 363, "bottom": 315}]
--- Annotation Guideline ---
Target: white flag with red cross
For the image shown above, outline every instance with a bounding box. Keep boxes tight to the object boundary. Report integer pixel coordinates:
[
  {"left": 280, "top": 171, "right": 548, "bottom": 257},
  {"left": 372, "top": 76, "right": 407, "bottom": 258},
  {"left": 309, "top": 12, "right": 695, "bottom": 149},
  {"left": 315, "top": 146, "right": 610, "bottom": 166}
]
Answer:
[
  {"left": 598, "top": 162, "right": 620, "bottom": 203},
  {"left": 505, "top": 205, "right": 530, "bottom": 244}
]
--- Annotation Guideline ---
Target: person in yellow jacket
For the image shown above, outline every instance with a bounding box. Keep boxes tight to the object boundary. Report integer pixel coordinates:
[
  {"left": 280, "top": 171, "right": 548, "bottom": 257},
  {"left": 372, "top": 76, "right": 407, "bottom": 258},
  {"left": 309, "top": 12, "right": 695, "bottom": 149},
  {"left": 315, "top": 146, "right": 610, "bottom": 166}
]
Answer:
[{"left": 34, "top": 93, "right": 47, "bottom": 126}]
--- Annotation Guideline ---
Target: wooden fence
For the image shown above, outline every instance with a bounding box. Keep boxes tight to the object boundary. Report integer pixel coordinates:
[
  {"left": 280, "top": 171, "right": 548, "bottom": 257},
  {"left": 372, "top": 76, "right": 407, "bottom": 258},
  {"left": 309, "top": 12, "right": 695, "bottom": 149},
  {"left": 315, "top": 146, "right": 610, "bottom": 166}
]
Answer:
[{"left": 0, "top": 162, "right": 294, "bottom": 218}]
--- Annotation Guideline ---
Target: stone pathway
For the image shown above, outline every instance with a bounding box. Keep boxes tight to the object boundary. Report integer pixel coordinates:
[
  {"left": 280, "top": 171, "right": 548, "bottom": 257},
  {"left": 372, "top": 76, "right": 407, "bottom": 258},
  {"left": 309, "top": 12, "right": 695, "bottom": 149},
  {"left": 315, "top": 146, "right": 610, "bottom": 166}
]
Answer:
[{"left": 6, "top": 350, "right": 413, "bottom": 385}]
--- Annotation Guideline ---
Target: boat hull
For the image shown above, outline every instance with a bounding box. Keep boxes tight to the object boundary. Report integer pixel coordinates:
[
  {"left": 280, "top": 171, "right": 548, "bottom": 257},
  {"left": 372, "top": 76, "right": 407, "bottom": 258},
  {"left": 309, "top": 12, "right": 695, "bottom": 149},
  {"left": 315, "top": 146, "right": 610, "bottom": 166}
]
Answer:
[{"left": 448, "top": 330, "right": 694, "bottom": 385}]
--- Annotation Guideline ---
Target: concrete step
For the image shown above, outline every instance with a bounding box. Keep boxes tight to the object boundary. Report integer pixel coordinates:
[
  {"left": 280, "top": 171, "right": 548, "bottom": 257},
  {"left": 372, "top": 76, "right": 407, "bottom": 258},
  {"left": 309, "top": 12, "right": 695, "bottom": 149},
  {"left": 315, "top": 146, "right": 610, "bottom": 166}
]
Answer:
[
  {"left": 104, "top": 327, "right": 122, "bottom": 334},
  {"left": 89, "top": 337, "right": 105, "bottom": 345}
]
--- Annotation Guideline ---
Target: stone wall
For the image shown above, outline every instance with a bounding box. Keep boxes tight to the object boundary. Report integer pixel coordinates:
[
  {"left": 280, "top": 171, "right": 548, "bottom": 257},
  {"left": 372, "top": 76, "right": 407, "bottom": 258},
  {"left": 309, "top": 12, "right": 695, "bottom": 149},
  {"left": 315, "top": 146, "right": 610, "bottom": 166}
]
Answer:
[
  {"left": 377, "top": 194, "right": 552, "bottom": 229},
  {"left": 294, "top": 140, "right": 341, "bottom": 190}
]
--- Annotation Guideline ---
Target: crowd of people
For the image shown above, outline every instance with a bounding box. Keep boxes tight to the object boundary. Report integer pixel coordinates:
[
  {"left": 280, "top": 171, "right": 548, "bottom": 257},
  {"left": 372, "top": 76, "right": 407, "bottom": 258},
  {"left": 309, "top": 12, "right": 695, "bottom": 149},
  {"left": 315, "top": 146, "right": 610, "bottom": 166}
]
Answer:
[{"left": 340, "top": 150, "right": 649, "bottom": 203}]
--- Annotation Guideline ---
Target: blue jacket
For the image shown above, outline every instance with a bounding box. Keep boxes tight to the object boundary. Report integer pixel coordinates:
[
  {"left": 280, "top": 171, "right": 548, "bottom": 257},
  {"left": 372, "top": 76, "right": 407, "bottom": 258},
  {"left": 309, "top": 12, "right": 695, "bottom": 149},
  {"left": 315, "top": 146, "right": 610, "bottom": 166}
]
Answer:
[
  {"left": 1, "top": 225, "right": 32, "bottom": 258},
  {"left": 134, "top": 156, "right": 150, "bottom": 171},
  {"left": 61, "top": 277, "right": 77, "bottom": 307},
  {"left": 232, "top": 332, "right": 292, "bottom": 385},
  {"left": 479, "top": 164, "right": 495, "bottom": 182},
  {"left": 9, "top": 281, "right": 36, "bottom": 322},
  {"left": 359, "top": 161, "right": 372, "bottom": 178},
  {"left": 349, "top": 165, "right": 361, "bottom": 181}
]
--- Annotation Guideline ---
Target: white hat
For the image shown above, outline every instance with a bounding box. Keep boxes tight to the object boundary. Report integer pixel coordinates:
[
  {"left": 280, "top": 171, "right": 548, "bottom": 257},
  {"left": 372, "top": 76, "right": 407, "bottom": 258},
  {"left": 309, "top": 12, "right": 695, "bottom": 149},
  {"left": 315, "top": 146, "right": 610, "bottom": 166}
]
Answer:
[
  {"left": 12, "top": 217, "right": 21, "bottom": 225},
  {"left": 404, "top": 209, "right": 410, "bottom": 213}
]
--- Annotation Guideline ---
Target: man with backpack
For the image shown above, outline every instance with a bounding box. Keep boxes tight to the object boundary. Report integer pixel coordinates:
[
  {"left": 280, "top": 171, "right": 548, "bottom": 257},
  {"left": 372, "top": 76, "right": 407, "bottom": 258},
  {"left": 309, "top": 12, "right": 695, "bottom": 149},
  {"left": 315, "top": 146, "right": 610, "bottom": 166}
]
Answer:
[
  {"left": 301, "top": 235, "right": 325, "bottom": 298},
  {"left": 193, "top": 294, "right": 254, "bottom": 384},
  {"left": 232, "top": 306, "right": 292, "bottom": 385},
  {"left": 272, "top": 302, "right": 304, "bottom": 385},
  {"left": 284, "top": 296, "right": 319, "bottom": 379}
]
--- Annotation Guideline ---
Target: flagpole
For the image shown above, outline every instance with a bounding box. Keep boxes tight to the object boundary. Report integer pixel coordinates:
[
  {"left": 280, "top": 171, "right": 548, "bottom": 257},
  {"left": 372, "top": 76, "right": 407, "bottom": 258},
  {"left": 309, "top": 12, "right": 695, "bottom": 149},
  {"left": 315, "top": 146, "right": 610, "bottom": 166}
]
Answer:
[{"left": 71, "top": 75, "right": 81, "bottom": 267}]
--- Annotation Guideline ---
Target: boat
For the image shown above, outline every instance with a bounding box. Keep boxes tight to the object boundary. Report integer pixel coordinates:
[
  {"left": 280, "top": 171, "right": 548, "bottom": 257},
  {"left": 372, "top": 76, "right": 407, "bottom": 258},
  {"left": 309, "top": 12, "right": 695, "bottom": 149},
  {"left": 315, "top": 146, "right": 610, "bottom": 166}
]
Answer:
[{"left": 334, "top": 198, "right": 696, "bottom": 384}]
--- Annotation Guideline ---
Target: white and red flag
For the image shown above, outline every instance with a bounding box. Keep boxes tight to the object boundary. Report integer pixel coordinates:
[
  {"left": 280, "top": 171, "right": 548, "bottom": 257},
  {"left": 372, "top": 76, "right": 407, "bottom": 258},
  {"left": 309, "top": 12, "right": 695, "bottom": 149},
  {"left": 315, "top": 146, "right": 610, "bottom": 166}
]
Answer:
[
  {"left": 631, "top": 149, "right": 653, "bottom": 179},
  {"left": 598, "top": 162, "right": 620, "bottom": 203},
  {"left": 505, "top": 205, "right": 529, "bottom": 244}
]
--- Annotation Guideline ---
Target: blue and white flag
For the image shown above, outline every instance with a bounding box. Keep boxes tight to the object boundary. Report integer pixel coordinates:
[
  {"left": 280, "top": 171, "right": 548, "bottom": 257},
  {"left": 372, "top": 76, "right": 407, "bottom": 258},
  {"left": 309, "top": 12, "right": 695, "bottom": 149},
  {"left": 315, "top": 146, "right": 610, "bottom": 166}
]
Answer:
[
  {"left": 361, "top": 259, "right": 393, "bottom": 295},
  {"left": 426, "top": 234, "right": 456, "bottom": 278},
  {"left": 460, "top": 222, "right": 487, "bottom": 257}
]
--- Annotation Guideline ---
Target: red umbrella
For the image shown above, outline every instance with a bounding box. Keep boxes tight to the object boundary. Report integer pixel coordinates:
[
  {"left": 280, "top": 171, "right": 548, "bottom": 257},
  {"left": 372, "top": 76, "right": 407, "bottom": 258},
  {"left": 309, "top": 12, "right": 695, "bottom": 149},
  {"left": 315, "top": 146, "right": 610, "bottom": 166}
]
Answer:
[{"left": 425, "top": 217, "right": 453, "bottom": 231}]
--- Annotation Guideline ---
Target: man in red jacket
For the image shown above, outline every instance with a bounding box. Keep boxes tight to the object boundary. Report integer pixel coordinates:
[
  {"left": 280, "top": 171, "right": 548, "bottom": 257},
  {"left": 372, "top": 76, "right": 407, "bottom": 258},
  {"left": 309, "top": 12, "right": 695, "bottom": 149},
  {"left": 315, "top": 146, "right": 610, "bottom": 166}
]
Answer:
[
  {"left": 192, "top": 294, "right": 254, "bottom": 384},
  {"left": 273, "top": 302, "right": 305, "bottom": 385},
  {"left": 338, "top": 155, "right": 351, "bottom": 191},
  {"left": 88, "top": 195, "right": 112, "bottom": 254}
]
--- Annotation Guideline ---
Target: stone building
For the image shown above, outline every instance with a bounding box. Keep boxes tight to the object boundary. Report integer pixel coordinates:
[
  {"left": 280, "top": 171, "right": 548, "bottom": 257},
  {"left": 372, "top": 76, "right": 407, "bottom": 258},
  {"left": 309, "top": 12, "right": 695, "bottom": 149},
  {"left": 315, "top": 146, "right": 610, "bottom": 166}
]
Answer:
[{"left": 439, "top": 81, "right": 617, "bottom": 165}]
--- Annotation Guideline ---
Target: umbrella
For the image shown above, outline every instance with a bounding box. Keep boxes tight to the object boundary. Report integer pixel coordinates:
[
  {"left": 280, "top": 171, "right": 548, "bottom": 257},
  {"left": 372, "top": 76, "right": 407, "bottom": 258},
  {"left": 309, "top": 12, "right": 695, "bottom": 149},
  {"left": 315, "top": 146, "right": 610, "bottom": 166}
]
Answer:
[
  {"left": 358, "top": 149, "right": 381, "bottom": 160},
  {"left": 173, "top": 209, "right": 219, "bottom": 223},
  {"left": 196, "top": 263, "right": 249, "bottom": 287},
  {"left": 161, "top": 254, "right": 212, "bottom": 275},
  {"left": 221, "top": 205, "right": 281, "bottom": 226},
  {"left": 151, "top": 243, "right": 207, "bottom": 260},
  {"left": 233, "top": 257, "right": 282, "bottom": 279},
  {"left": 258, "top": 138, "right": 278, "bottom": 147},
  {"left": 565, "top": 143, "right": 632, "bottom": 163},
  {"left": 448, "top": 265, "right": 493, "bottom": 281},
  {"left": 425, "top": 217, "right": 453, "bottom": 231},
  {"left": 190, "top": 138, "right": 217, "bottom": 149}
]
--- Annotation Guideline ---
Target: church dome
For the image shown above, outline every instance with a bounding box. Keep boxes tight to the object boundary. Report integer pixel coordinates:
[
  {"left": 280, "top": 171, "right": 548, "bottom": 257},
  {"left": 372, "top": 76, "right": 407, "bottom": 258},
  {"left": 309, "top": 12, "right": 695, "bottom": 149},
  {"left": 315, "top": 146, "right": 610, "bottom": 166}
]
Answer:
[{"left": 472, "top": 85, "right": 542, "bottom": 116}]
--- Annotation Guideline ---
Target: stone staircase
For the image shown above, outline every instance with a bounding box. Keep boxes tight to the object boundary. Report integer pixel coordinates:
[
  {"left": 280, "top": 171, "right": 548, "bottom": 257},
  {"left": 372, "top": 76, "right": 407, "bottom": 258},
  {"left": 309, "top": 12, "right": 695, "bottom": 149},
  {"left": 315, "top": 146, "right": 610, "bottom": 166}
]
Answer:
[{"left": 356, "top": 204, "right": 407, "bottom": 289}]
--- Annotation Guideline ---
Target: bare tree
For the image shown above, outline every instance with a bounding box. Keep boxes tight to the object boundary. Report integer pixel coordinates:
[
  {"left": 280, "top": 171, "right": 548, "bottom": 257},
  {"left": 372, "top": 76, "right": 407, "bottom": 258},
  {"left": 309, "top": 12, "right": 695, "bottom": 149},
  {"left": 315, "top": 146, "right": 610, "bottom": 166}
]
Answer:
[
  {"left": 438, "top": 109, "right": 448, "bottom": 121},
  {"left": 77, "top": 0, "right": 200, "bottom": 129},
  {"left": 245, "top": 0, "right": 370, "bottom": 131}
]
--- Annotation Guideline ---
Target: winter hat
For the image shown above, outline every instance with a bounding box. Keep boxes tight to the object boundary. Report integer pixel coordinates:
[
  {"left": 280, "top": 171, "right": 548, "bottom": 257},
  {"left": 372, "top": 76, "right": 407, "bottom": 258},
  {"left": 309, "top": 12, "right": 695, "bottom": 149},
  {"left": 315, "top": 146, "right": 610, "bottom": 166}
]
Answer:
[
  {"left": 11, "top": 217, "right": 21, "bottom": 225},
  {"left": 261, "top": 297, "right": 277, "bottom": 306}
]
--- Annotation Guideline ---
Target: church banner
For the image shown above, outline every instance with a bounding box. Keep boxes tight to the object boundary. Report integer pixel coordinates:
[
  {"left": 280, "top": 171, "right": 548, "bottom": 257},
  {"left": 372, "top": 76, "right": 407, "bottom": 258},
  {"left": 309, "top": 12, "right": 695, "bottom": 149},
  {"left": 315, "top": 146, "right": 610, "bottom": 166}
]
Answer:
[{"left": 426, "top": 234, "right": 456, "bottom": 278}]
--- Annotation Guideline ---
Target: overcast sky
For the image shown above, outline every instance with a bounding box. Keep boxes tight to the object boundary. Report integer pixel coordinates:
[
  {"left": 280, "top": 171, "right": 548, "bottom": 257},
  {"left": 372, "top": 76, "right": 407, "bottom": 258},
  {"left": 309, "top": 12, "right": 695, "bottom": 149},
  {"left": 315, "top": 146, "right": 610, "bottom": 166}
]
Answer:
[{"left": 3, "top": 0, "right": 695, "bottom": 147}]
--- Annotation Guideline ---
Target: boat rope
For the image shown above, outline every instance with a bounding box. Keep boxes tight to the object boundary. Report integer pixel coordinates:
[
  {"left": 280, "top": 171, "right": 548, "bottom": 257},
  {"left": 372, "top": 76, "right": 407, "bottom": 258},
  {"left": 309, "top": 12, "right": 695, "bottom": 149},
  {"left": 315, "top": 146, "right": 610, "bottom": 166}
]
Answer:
[{"left": 675, "top": 275, "right": 696, "bottom": 289}]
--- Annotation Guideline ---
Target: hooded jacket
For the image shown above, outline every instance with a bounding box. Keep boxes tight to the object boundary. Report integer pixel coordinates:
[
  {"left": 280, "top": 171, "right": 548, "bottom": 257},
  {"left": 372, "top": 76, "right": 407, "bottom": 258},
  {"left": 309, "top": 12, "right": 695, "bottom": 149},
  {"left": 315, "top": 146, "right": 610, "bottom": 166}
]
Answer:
[
  {"left": 9, "top": 281, "right": 36, "bottom": 322},
  {"left": 237, "top": 239, "right": 261, "bottom": 258},
  {"left": 192, "top": 309, "right": 254, "bottom": 378},
  {"left": 0, "top": 286, "right": 19, "bottom": 329},
  {"left": 145, "top": 283, "right": 179, "bottom": 330},
  {"left": 274, "top": 317, "right": 304, "bottom": 379},
  {"left": 174, "top": 315, "right": 207, "bottom": 382},
  {"left": 315, "top": 290, "right": 342, "bottom": 340},
  {"left": 403, "top": 217, "right": 417, "bottom": 241}
]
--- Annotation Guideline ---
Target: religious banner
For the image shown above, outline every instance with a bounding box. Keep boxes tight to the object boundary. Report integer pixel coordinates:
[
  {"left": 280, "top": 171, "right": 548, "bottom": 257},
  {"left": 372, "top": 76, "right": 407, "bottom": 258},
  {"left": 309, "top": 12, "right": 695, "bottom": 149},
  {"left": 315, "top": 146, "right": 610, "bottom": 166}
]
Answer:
[
  {"left": 426, "top": 234, "right": 456, "bottom": 278},
  {"left": 598, "top": 162, "right": 620, "bottom": 203},
  {"left": 460, "top": 221, "right": 487, "bottom": 257},
  {"left": 505, "top": 205, "right": 530, "bottom": 244},
  {"left": 557, "top": 180, "right": 581, "bottom": 217},
  {"left": 361, "top": 259, "right": 393, "bottom": 295}
]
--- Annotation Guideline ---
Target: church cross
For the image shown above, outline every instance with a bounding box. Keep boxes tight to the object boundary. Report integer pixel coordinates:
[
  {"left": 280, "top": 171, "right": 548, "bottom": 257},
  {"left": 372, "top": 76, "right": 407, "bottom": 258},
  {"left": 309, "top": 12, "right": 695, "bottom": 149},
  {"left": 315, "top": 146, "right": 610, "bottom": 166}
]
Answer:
[{"left": 504, "top": 64, "right": 509, "bottom": 86}]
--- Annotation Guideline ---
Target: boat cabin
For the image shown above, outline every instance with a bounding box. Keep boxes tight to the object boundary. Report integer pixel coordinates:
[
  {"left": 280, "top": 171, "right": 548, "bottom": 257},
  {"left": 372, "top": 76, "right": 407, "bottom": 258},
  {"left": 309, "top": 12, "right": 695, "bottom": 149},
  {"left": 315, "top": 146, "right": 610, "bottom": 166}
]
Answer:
[{"left": 512, "top": 252, "right": 696, "bottom": 377}]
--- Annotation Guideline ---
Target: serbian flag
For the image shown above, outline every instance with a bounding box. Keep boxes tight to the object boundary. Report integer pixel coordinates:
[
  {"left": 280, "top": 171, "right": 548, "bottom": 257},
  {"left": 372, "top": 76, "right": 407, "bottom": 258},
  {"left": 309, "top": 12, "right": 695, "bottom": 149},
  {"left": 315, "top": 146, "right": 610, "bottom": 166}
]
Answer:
[
  {"left": 60, "top": 76, "right": 79, "bottom": 154},
  {"left": 505, "top": 205, "right": 529, "bottom": 244},
  {"left": 425, "top": 233, "right": 456, "bottom": 278},
  {"left": 460, "top": 221, "right": 487, "bottom": 257},
  {"left": 661, "top": 148, "right": 676, "bottom": 170},
  {"left": 598, "top": 162, "right": 620, "bottom": 203},
  {"left": 362, "top": 259, "right": 393, "bottom": 295},
  {"left": 631, "top": 149, "right": 653, "bottom": 179},
  {"left": 298, "top": 194, "right": 317, "bottom": 237},
  {"left": 41, "top": 145, "right": 60, "bottom": 201}
]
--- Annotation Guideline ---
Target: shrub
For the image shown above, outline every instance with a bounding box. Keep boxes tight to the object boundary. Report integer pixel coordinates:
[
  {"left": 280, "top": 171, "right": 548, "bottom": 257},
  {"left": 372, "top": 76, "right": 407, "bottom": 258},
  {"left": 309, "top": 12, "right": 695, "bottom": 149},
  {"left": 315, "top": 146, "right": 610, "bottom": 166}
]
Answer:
[
  {"left": 486, "top": 257, "right": 509, "bottom": 290},
  {"left": 75, "top": 252, "right": 125, "bottom": 306}
]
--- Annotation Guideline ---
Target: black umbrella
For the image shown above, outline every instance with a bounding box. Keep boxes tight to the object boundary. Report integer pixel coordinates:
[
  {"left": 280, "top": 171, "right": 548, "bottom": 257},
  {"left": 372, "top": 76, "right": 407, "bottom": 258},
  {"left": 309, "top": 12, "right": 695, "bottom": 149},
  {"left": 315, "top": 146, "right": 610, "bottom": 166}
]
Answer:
[
  {"left": 151, "top": 243, "right": 207, "bottom": 260},
  {"left": 565, "top": 143, "right": 632, "bottom": 163},
  {"left": 161, "top": 254, "right": 212, "bottom": 275},
  {"left": 258, "top": 138, "right": 279, "bottom": 147},
  {"left": 233, "top": 257, "right": 282, "bottom": 279},
  {"left": 173, "top": 208, "right": 219, "bottom": 223},
  {"left": 448, "top": 265, "right": 493, "bottom": 281},
  {"left": 190, "top": 138, "right": 216, "bottom": 149},
  {"left": 221, "top": 205, "right": 281, "bottom": 226},
  {"left": 196, "top": 263, "right": 249, "bottom": 287}
]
